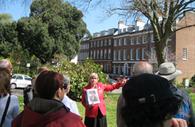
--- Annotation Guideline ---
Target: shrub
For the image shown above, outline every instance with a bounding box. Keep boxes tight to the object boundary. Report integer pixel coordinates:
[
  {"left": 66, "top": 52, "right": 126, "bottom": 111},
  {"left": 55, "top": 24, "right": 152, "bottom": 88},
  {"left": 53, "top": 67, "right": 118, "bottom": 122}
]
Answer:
[
  {"left": 190, "top": 75, "right": 195, "bottom": 87},
  {"left": 49, "top": 59, "right": 106, "bottom": 101}
]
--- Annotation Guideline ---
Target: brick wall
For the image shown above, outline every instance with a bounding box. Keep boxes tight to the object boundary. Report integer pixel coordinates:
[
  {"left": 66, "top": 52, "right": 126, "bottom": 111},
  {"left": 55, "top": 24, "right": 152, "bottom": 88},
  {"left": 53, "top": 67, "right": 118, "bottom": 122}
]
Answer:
[{"left": 176, "top": 12, "right": 195, "bottom": 82}]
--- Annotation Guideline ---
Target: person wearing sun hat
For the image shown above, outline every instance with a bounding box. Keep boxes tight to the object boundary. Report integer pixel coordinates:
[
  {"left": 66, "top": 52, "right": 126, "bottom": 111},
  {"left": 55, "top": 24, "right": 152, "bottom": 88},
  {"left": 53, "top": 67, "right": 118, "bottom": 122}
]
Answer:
[
  {"left": 121, "top": 73, "right": 187, "bottom": 127},
  {"left": 156, "top": 62, "right": 182, "bottom": 81},
  {"left": 157, "top": 62, "right": 195, "bottom": 127}
]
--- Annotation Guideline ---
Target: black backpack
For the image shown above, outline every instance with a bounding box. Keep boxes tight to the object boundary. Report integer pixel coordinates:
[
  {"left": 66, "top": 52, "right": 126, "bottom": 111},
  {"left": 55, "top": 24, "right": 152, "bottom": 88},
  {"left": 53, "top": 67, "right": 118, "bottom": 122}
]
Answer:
[{"left": 23, "top": 86, "right": 33, "bottom": 105}]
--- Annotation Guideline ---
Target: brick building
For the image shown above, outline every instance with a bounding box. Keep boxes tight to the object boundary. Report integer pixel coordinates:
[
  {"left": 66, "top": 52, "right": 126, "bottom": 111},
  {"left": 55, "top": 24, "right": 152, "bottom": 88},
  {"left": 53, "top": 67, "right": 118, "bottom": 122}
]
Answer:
[
  {"left": 175, "top": 12, "right": 195, "bottom": 82},
  {"left": 78, "top": 12, "right": 195, "bottom": 82}
]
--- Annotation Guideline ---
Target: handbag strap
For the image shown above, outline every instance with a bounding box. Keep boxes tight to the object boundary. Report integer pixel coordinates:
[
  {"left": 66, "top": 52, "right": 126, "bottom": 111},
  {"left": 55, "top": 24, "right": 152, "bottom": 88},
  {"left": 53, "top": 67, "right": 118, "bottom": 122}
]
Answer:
[{"left": 0, "top": 95, "right": 11, "bottom": 127}]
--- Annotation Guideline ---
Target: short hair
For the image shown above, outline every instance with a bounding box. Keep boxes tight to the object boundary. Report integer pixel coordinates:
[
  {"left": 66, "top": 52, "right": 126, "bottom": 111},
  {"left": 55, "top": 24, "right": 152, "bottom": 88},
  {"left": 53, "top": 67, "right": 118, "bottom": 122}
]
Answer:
[
  {"left": 35, "top": 70, "right": 64, "bottom": 99},
  {"left": 132, "top": 61, "right": 153, "bottom": 76},
  {"left": 0, "top": 59, "right": 12, "bottom": 75},
  {"left": 64, "top": 75, "right": 70, "bottom": 86},
  {"left": 37, "top": 66, "right": 48, "bottom": 73},
  {"left": 0, "top": 70, "right": 11, "bottom": 95}
]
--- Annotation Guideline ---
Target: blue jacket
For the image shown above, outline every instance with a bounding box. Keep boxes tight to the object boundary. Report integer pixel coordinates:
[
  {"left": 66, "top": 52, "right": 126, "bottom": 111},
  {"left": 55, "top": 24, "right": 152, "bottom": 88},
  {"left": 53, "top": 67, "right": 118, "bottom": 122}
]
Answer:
[
  {"left": 170, "top": 85, "right": 195, "bottom": 127},
  {"left": 0, "top": 94, "right": 19, "bottom": 127}
]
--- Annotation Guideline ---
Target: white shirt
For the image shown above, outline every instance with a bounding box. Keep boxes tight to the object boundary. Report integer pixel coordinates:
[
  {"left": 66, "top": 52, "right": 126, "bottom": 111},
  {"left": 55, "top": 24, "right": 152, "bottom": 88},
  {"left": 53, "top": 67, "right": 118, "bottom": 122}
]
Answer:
[{"left": 62, "top": 95, "right": 80, "bottom": 116}]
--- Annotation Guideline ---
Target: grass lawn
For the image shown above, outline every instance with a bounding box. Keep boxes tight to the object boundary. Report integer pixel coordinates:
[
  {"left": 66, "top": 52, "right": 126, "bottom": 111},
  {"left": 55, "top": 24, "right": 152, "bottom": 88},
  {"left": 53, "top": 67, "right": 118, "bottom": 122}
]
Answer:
[
  {"left": 18, "top": 93, "right": 195, "bottom": 127},
  {"left": 77, "top": 93, "right": 119, "bottom": 127}
]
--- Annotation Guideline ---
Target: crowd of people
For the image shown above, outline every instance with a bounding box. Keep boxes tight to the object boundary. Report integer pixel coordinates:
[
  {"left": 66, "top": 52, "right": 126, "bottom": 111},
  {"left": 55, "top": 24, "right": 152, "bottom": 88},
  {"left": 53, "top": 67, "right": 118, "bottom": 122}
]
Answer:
[{"left": 0, "top": 58, "right": 194, "bottom": 127}]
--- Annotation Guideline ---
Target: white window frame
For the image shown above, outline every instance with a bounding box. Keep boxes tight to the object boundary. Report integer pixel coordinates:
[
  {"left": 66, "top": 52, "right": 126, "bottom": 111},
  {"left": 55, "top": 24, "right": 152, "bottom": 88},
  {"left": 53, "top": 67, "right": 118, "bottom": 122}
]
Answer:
[
  {"left": 108, "top": 49, "right": 111, "bottom": 59},
  {"left": 142, "top": 48, "right": 145, "bottom": 60},
  {"left": 136, "top": 48, "right": 140, "bottom": 60},
  {"left": 130, "top": 48, "right": 134, "bottom": 60},
  {"left": 123, "top": 49, "right": 127, "bottom": 60},
  {"left": 182, "top": 48, "right": 188, "bottom": 60}
]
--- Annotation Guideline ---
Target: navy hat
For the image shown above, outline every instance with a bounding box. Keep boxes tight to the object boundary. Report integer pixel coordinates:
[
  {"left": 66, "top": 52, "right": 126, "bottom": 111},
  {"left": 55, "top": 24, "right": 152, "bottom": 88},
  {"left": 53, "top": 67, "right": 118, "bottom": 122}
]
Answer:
[{"left": 122, "top": 74, "right": 179, "bottom": 106}]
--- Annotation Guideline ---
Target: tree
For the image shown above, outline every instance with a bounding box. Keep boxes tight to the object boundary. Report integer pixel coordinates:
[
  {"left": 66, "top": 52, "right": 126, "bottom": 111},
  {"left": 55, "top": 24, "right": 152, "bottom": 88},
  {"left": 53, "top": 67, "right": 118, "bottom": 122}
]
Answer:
[
  {"left": 0, "top": 13, "right": 12, "bottom": 24},
  {"left": 17, "top": 0, "right": 87, "bottom": 64},
  {"left": 71, "top": 0, "right": 195, "bottom": 65},
  {"left": 0, "top": 14, "right": 18, "bottom": 57},
  {"left": 48, "top": 58, "right": 107, "bottom": 101}
]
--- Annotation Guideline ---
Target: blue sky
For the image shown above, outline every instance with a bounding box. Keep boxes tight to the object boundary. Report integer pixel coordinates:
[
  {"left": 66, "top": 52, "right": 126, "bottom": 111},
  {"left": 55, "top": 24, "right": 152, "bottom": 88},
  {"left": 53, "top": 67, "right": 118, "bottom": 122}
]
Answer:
[{"left": 0, "top": 0, "right": 121, "bottom": 34}]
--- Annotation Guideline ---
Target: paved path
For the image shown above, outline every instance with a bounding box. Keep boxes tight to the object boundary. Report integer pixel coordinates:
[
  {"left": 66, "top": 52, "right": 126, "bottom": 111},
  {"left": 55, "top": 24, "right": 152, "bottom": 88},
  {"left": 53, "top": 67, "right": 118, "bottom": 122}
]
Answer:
[
  {"left": 110, "top": 87, "right": 122, "bottom": 94},
  {"left": 11, "top": 89, "right": 23, "bottom": 96}
]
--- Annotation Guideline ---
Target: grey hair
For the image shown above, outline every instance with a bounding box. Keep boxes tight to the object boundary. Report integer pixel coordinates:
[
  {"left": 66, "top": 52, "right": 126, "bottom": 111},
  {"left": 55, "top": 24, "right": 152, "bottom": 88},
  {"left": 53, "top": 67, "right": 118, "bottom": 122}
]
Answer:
[
  {"left": 132, "top": 61, "right": 153, "bottom": 76},
  {"left": 0, "top": 59, "right": 11, "bottom": 69}
]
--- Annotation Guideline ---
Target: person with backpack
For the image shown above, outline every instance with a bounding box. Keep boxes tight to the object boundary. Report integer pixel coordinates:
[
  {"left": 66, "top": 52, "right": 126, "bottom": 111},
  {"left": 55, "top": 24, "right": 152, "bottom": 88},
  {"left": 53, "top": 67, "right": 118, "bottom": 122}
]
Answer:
[
  {"left": 157, "top": 62, "right": 195, "bottom": 127},
  {"left": 0, "top": 70, "right": 19, "bottom": 127},
  {"left": 121, "top": 74, "right": 187, "bottom": 127},
  {"left": 23, "top": 66, "right": 48, "bottom": 105}
]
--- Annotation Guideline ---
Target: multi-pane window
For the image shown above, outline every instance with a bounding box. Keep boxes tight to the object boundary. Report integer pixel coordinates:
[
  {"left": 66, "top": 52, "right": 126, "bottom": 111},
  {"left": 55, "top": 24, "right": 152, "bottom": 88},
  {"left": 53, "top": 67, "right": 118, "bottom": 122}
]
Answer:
[
  {"left": 119, "top": 38, "right": 121, "bottom": 46},
  {"left": 130, "top": 48, "right": 134, "bottom": 60},
  {"left": 124, "top": 38, "right": 127, "bottom": 45},
  {"left": 93, "top": 50, "right": 96, "bottom": 59},
  {"left": 101, "top": 40, "right": 103, "bottom": 47},
  {"left": 118, "top": 65, "right": 121, "bottom": 74},
  {"left": 104, "top": 39, "right": 107, "bottom": 46},
  {"left": 113, "top": 65, "right": 116, "bottom": 74},
  {"left": 150, "top": 47, "right": 156, "bottom": 60},
  {"left": 91, "top": 41, "right": 93, "bottom": 48},
  {"left": 114, "top": 39, "right": 117, "bottom": 46},
  {"left": 142, "top": 48, "right": 145, "bottom": 60},
  {"left": 130, "top": 37, "right": 134, "bottom": 45},
  {"left": 126, "top": 38, "right": 130, "bottom": 45},
  {"left": 90, "top": 51, "right": 93, "bottom": 59},
  {"left": 108, "top": 49, "right": 111, "bottom": 59},
  {"left": 97, "top": 50, "right": 99, "bottom": 59},
  {"left": 104, "top": 49, "right": 107, "bottom": 59},
  {"left": 100, "top": 50, "right": 103, "bottom": 59},
  {"left": 123, "top": 63, "right": 129, "bottom": 75},
  {"left": 134, "top": 37, "right": 137, "bottom": 45},
  {"left": 182, "top": 48, "right": 188, "bottom": 60},
  {"left": 93, "top": 41, "right": 96, "bottom": 47},
  {"left": 137, "top": 36, "right": 142, "bottom": 44},
  {"left": 109, "top": 39, "right": 111, "bottom": 45},
  {"left": 113, "top": 50, "right": 117, "bottom": 60},
  {"left": 136, "top": 48, "right": 140, "bottom": 60},
  {"left": 123, "top": 49, "right": 127, "bottom": 60},
  {"left": 118, "top": 50, "right": 121, "bottom": 60},
  {"left": 143, "top": 35, "right": 147, "bottom": 44},
  {"left": 97, "top": 40, "right": 99, "bottom": 47}
]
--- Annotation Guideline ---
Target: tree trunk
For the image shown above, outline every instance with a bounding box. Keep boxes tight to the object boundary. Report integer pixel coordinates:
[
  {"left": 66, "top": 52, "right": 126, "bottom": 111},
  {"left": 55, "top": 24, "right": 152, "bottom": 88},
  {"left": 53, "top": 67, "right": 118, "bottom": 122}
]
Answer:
[{"left": 154, "top": 41, "right": 165, "bottom": 66}]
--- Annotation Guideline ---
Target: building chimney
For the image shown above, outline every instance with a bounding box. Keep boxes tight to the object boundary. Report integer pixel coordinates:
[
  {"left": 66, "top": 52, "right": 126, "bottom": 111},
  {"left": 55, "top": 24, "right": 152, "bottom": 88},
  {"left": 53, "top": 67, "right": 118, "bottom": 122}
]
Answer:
[
  {"left": 118, "top": 20, "right": 126, "bottom": 29},
  {"left": 135, "top": 18, "right": 145, "bottom": 31}
]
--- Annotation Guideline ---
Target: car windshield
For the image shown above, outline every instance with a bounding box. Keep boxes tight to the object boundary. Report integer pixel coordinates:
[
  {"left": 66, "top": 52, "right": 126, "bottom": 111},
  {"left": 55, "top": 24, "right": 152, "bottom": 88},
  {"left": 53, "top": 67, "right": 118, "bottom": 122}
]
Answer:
[
  {"left": 24, "top": 76, "right": 31, "bottom": 81},
  {"left": 12, "top": 75, "right": 17, "bottom": 79}
]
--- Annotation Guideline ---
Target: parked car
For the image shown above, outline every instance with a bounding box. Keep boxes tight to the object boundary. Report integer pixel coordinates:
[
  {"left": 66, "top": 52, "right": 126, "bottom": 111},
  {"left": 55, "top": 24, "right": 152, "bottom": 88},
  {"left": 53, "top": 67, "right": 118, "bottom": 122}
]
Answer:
[
  {"left": 108, "top": 77, "right": 117, "bottom": 84},
  {"left": 10, "top": 74, "right": 32, "bottom": 89}
]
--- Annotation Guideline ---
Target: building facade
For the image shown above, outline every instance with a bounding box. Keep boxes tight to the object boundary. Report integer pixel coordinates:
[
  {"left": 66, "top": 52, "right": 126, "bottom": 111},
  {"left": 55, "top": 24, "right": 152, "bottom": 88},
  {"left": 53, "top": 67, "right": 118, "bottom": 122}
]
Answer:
[
  {"left": 175, "top": 12, "right": 195, "bottom": 82},
  {"left": 79, "top": 12, "right": 195, "bottom": 81}
]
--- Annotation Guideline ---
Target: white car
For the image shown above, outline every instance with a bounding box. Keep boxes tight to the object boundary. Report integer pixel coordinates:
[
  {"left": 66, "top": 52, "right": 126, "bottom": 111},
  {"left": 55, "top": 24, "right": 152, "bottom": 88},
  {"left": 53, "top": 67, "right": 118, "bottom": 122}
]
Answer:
[{"left": 11, "top": 74, "right": 32, "bottom": 89}]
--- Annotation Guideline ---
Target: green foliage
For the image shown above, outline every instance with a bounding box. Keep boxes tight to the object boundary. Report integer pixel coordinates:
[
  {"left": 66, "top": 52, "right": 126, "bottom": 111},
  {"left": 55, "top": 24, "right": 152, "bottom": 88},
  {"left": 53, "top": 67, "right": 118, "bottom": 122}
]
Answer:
[
  {"left": 0, "top": 13, "right": 12, "bottom": 24},
  {"left": 190, "top": 75, "right": 195, "bottom": 87},
  {"left": 0, "top": 21, "right": 18, "bottom": 57},
  {"left": 17, "top": 0, "right": 87, "bottom": 64},
  {"left": 18, "top": 96, "right": 24, "bottom": 112},
  {"left": 49, "top": 58, "right": 106, "bottom": 101}
]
